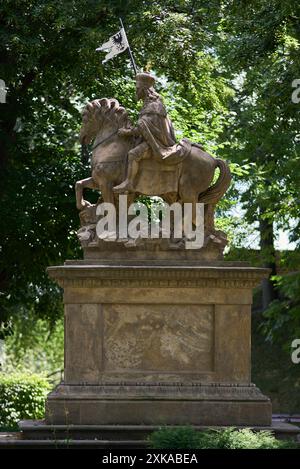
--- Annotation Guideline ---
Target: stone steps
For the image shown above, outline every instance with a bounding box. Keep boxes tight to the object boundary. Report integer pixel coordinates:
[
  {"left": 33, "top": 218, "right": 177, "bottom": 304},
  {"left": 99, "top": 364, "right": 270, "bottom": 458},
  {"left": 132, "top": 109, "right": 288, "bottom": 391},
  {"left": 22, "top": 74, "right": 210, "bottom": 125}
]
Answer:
[
  {"left": 0, "top": 420, "right": 298, "bottom": 449},
  {"left": 11, "top": 420, "right": 300, "bottom": 445},
  {"left": 0, "top": 433, "right": 148, "bottom": 449}
]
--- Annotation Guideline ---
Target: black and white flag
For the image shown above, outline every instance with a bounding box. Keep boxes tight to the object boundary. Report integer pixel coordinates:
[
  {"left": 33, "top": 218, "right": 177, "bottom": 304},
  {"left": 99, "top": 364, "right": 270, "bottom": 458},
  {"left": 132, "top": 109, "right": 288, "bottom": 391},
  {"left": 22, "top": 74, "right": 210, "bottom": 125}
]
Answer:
[{"left": 96, "top": 28, "right": 129, "bottom": 63}]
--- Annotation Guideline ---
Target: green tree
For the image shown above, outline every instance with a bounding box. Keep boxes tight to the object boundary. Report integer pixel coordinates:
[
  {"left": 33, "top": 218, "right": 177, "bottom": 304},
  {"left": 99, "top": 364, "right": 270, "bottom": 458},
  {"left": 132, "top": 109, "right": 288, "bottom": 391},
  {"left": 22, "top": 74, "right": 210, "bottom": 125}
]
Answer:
[
  {"left": 0, "top": 0, "right": 233, "bottom": 335},
  {"left": 217, "top": 0, "right": 300, "bottom": 309}
]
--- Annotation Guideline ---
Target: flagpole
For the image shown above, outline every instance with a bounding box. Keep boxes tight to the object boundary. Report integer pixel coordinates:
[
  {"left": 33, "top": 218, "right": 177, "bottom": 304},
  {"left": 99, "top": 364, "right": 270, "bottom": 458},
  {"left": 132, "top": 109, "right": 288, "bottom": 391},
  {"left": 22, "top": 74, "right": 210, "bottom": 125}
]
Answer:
[{"left": 119, "top": 17, "right": 138, "bottom": 76}]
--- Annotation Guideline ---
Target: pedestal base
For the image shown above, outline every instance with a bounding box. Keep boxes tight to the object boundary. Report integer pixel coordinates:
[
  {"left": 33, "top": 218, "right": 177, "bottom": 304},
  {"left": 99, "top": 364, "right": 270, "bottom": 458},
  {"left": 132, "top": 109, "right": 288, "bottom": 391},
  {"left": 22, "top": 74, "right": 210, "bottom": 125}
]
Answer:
[
  {"left": 13, "top": 420, "right": 299, "bottom": 449},
  {"left": 46, "top": 261, "right": 272, "bottom": 427},
  {"left": 46, "top": 383, "right": 271, "bottom": 426}
]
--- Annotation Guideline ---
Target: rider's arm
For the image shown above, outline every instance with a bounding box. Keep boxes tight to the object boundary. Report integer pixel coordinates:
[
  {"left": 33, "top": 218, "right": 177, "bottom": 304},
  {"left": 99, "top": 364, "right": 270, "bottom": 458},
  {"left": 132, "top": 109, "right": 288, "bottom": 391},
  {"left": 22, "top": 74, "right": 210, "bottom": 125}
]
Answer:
[
  {"left": 119, "top": 126, "right": 140, "bottom": 137},
  {"left": 131, "top": 126, "right": 140, "bottom": 137}
]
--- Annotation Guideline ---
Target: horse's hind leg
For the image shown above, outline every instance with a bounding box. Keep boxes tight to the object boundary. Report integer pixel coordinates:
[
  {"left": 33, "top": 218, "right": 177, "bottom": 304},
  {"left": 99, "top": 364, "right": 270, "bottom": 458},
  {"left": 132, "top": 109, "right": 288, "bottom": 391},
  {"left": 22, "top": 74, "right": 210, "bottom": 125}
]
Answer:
[{"left": 75, "top": 177, "right": 98, "bottom": 210}]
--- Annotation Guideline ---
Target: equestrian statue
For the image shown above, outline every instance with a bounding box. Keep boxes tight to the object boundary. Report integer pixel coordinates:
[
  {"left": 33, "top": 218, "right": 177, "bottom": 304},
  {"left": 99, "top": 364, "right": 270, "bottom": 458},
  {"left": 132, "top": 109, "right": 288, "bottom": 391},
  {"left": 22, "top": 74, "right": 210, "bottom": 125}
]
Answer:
[{"left": 75, "top": 72, "right": 231, "bottom": 245}]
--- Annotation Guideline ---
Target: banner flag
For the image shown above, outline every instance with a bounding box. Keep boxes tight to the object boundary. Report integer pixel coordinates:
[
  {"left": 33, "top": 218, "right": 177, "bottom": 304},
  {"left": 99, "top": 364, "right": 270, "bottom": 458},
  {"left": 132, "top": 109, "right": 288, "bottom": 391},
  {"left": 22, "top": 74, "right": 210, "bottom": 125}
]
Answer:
[{"left": 96, "top": 28, "right": 129, "bottom": 63}]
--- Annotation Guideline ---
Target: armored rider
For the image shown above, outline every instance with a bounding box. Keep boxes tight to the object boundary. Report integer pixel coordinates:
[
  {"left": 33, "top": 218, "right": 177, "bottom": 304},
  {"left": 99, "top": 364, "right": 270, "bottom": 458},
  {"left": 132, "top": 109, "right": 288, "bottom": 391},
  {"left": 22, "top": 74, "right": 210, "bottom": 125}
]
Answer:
[{"left": 113, "top": 72, "right": 190, "bottom": 194}]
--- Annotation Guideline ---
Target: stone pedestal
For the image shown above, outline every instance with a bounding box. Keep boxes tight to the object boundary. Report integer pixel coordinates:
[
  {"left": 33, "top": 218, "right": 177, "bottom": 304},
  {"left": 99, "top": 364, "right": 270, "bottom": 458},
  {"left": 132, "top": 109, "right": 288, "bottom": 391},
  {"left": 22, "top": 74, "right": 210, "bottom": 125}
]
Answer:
[{"left": 46, "top": 260, "right": 272, "bottom": 426}]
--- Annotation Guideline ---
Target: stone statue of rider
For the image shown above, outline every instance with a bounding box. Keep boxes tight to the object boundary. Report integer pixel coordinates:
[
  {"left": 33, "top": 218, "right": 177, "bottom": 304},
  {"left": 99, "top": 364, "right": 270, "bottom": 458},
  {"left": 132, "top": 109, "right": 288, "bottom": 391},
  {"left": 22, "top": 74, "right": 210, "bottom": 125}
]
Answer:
[{"left": 113, "top": 72, "right": 190, "bottom": 194}]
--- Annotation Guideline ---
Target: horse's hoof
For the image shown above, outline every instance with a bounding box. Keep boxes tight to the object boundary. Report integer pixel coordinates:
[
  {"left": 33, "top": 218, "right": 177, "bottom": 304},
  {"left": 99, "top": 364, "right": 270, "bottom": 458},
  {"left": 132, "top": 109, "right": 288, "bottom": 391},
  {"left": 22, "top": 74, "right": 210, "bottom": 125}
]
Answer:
[
  {"left": 113, "top": 186, "right": 124, "bottom": 194},
  {"left": 98, "top": 231, "right": 117, "bottom": 242},
  {"left": 113, "top": 182, "right": 133, "bottom": 194}
]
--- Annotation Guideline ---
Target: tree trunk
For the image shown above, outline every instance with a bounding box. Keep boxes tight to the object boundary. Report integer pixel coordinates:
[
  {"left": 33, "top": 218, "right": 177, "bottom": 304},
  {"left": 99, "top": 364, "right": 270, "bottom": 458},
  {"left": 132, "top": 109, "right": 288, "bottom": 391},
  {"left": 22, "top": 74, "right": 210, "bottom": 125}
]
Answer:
[{"left": 259, "top": 206, "right": 278, "bottom": 309}]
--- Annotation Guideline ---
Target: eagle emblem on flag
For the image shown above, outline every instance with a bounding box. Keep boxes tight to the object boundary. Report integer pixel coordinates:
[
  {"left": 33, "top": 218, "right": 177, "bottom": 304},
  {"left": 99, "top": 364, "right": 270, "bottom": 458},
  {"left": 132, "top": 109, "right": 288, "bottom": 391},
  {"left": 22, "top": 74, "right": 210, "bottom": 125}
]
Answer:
[
  {"left": 112, "top": 32, "right": 126, "bottom": 50},
  {"left": 96, "top": 28, "right": 129, "bottom": 63}
]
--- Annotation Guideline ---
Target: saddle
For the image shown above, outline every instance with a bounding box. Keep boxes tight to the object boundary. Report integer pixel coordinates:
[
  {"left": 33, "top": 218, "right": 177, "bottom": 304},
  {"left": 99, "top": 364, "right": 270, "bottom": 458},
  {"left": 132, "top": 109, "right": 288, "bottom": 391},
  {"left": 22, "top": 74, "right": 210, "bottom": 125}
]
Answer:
[{"left": 134, "top": 138, "right": 193, "bottom": 196}]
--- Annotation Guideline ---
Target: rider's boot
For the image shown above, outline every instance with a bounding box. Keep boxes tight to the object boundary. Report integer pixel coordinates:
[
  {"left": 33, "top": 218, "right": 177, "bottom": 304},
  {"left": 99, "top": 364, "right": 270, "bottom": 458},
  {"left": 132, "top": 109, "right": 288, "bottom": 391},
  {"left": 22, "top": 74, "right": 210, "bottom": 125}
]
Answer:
[{"left": 113, "top": 158, "right": 139, "bottom": 194}]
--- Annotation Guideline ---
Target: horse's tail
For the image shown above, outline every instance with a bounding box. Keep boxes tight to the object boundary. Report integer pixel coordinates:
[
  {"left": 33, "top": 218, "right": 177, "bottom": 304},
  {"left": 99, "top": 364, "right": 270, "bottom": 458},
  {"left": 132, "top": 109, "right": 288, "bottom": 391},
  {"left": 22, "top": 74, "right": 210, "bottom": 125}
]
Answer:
[{"left": 198, "top": 158, "right": 231, "bottom": 204}]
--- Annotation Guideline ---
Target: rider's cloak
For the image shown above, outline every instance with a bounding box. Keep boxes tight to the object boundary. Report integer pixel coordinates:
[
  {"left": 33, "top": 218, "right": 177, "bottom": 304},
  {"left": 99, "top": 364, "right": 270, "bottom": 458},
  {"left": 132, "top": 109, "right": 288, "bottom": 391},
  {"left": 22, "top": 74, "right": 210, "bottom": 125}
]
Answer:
[{"left": 137, "top": 95, "right": 190, "bottom": 165}]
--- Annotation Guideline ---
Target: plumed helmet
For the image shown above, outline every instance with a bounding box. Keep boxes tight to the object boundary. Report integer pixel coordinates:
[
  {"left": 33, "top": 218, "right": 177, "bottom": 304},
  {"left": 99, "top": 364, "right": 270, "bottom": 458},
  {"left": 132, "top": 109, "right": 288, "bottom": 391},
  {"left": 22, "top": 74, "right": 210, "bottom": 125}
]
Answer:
[{"left": 136, "top": 72, "right": 155, "bottom": 89}]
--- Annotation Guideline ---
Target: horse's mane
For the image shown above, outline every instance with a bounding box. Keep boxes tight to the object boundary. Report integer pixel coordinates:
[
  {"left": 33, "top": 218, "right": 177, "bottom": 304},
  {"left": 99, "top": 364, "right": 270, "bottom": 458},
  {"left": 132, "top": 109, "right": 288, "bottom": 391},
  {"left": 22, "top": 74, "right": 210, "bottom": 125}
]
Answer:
[{"left": 82, "top": 98, "right": 131, "bottom": 128}]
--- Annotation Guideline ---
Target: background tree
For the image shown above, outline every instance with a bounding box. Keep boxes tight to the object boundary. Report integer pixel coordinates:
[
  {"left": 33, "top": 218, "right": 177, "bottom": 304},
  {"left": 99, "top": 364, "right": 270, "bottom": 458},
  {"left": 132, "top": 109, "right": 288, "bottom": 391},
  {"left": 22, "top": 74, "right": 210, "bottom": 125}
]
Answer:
[
  {"left": 0, "top": 0, "right": 233, "bottom": 334},
  {"left": 1, "top": 1, "right": 299, "bottom": 408},
  {"left": 217, "top": 0, "right": 300, "bottom": 313}
]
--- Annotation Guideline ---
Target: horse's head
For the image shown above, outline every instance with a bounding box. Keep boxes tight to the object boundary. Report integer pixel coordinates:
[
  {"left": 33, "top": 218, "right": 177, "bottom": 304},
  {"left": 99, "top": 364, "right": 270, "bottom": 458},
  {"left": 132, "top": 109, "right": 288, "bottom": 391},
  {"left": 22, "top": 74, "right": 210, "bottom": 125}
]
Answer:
[{"left": 79, "top": 98, "right": 130, "bottom": 145}]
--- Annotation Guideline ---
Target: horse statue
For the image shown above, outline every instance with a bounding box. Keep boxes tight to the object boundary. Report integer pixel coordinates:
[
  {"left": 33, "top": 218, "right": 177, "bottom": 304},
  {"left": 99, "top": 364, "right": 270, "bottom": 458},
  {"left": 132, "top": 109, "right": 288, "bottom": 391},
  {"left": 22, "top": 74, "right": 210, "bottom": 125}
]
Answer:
[{"left": 75, "top": 97, "right": 231, "bottom": 241}]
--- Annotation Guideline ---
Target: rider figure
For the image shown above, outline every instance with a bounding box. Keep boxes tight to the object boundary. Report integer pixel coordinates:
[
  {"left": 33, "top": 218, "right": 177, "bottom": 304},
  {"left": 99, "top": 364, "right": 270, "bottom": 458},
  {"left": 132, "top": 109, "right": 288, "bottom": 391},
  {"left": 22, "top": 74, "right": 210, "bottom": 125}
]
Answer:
[{"left": 113, "top": 72, "right": 188, "bottom": 194}]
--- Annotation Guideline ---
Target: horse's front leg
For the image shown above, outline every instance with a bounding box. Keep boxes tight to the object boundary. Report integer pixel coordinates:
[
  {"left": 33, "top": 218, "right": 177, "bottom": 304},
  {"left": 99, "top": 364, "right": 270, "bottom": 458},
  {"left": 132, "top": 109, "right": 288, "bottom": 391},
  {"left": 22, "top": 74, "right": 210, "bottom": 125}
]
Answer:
[{"left": 75, "top": 177, "right": 97, "bottom": 210}]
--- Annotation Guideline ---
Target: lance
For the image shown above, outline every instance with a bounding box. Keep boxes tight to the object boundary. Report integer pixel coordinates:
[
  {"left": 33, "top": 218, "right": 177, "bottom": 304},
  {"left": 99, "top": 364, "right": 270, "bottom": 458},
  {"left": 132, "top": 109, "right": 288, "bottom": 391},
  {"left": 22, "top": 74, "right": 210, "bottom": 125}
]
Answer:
[{"left": 119, "top": 17, "right": 138, "bottom": 76}]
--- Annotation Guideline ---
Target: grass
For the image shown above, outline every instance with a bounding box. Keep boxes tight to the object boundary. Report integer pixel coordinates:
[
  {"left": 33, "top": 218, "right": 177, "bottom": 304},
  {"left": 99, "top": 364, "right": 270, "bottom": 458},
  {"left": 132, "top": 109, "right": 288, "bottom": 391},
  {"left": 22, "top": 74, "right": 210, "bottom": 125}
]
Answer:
[{"left": 148, "top": 426, "right": 299, "bottom": 449}]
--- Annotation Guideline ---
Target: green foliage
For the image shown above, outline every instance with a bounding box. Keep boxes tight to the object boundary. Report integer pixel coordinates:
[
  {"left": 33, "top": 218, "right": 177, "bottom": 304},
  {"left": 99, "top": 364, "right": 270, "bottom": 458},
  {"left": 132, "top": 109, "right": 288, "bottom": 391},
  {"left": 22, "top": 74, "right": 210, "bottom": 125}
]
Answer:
[
  {"left": 215, "top": 1, "right": 300, "bottom": 346},
  {"left": 219, "top": 0, "right": 300, "bottom": 236},
  {"left": 0, "top": 372, "right": 50, "bottom": 429},
  {"left": 1, "top": 0, "right": 300, "bottom": 370},
  {"left": 2, "top": 313, "right": 64, "bottom": 375},
  {"left": 161, "top": 53, "right": 234, "bottom": 154},
  {"left": 251, "top": 309, "right": 300, "bottom": 414},
  {"left": 148, "top": 426, "right": 298, "bottom": 449},
  {"left": 149, "top": 426, "right": 202, "bottom": 449},
  {"left": 262, "top": 272, "right": 300, "bottom": 346},
  {"left": 0, "top": 0, "right": 236, "bottom": 333}
]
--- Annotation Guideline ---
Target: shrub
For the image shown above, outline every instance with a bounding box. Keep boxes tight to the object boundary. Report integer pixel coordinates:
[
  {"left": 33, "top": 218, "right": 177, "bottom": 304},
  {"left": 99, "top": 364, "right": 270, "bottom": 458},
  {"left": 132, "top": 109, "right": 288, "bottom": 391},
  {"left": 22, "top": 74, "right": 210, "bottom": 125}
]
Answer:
[
  {"left": 2, "top": 314, "right": 64, "bottom": 375},
  {"left": 148, "top": 426, "right": 299, "bottom": 449},
  {"left": 0, "top": 372, "right": 50, "bottom": 429},
  {"left": 149, "top": 426, "right": 202, "bottom": 449}
]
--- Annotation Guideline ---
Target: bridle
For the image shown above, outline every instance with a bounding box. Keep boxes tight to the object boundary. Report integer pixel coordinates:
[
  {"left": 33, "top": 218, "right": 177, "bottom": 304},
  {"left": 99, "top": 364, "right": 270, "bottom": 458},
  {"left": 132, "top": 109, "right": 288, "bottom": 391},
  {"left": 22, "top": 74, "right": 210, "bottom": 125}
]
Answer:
[{"left": 91, "top": 129, "right": 119, "bottom": 151}]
